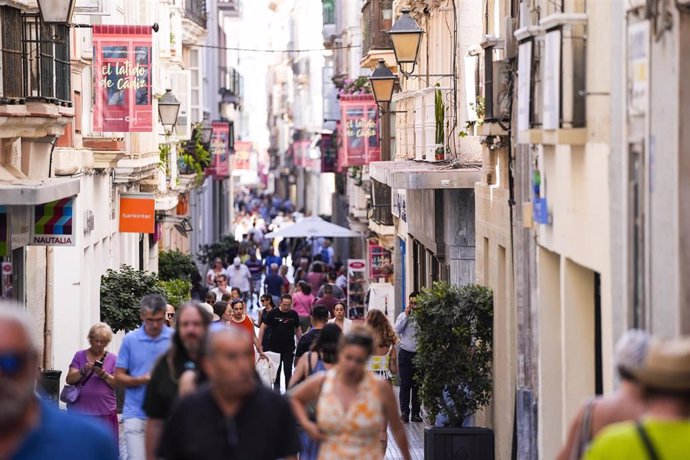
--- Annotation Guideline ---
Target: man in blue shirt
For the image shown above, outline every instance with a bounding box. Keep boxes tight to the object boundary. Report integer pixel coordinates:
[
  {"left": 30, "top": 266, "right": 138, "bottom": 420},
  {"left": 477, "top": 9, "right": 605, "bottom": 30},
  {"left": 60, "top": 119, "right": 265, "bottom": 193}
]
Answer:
[
  {"left": 263, "top": 249, "right": 282, "bottom": 275},
  {"left": 0, "top": 305, "right": 118, "bottom": 460},
  {"left": 394, "top": 291, "right": 421, "bottom": 423},
  {"left": 115, "top": 294, "right": 172, "bottom": 460}
]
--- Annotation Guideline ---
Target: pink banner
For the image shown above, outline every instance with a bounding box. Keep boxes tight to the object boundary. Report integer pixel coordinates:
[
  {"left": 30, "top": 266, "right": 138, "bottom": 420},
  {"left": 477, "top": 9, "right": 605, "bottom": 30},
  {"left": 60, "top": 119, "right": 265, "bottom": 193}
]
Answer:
[
  {"left": 92, "top": 25, "right": 153, "bottom": 132},
  {"left": 338, "top": 94, "right": 380, "bottom": 169},
  {"left": 207, "top": 121, "right": 231, "bottom": 178}
]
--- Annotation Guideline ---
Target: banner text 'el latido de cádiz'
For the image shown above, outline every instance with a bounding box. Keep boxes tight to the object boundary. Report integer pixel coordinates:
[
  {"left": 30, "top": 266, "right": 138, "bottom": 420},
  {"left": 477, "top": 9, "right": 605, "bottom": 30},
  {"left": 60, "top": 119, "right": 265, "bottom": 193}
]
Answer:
[{"left": 92, "top": 25, "right": 153, "bottom": 132}]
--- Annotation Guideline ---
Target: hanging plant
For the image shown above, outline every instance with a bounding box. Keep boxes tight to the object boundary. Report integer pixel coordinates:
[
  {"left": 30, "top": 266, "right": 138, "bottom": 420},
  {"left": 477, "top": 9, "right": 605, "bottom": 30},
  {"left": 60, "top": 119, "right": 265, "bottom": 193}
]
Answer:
[
  {"left": 434, "top": 85, "right": 445, "bottom": 161},
  {"left": 337, "top": 76, "right": 372, "bottom": 98},
  {"left": 180, "top": 124, "right": 211, "bottom": 186}
]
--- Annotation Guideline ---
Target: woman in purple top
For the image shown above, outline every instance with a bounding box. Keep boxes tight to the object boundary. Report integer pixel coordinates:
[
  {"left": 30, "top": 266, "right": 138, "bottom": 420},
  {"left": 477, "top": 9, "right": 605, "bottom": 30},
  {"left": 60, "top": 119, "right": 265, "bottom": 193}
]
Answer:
[
  {"left": 292, "top": 281, "right": 316, "bottom": 333},
  {"left": 65, "top": 322, "right": 118, "bottom": 439}
]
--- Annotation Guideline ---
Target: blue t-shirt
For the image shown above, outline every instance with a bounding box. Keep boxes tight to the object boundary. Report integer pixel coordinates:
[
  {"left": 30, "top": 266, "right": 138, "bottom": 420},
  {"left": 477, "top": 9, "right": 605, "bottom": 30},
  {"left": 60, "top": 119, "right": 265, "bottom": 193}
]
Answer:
[
  {"left": 264, "top": 274, "right": 284, "bottom": 297},
  {"left": 13, "top": 399, "right": 118, "bottom": 460},
  {"left": 116, "top": 325, "right": 172, "bottom": 420},
  {"left": 264, "top": 256, "right": 282, "bottom": 273}
]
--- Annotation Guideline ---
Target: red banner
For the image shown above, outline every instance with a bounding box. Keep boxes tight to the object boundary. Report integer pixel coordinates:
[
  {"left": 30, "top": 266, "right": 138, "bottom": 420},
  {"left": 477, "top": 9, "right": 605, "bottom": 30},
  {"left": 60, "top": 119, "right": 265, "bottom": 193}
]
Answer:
[
  {"left": 93, "top": 26, "right": 153, "bottom": 132},
  {"left": 207, "top": 121, "right": 231, "bottom": 178},
  {"left": 233, "top": 141, "right": 252, "bottom": 171},
  {"left": 338, "top": 94, "right": 380, "bottom": 169}
]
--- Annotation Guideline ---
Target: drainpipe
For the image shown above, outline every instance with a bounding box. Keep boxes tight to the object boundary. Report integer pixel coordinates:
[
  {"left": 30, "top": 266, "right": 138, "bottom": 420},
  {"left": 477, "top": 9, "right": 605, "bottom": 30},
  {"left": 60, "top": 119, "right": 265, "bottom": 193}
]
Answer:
[{"left": 43, "top": 246, "right": 54, "bottom": 369}]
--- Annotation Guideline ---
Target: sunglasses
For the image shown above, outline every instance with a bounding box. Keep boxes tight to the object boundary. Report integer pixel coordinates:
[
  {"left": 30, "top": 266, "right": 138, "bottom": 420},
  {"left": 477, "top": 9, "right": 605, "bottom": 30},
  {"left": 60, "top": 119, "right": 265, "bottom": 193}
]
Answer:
[
  {"left": 0, "top": 351, "right": 29, "bottom": 377},
  {"left": 166, "top": 313, "right": 175, "bottom": 319}
]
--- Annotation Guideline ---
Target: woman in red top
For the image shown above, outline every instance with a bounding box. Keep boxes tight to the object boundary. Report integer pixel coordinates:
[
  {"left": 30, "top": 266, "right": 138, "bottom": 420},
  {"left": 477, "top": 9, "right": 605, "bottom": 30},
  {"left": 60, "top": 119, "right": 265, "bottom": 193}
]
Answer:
[{"left": 228, "top": 299, "right": 265, "bottom": 359}]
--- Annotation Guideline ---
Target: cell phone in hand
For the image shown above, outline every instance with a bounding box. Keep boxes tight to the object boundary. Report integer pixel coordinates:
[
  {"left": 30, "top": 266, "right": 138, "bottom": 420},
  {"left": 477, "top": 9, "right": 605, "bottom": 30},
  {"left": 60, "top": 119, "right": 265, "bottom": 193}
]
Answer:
[{"left": 94, "top": 360, "right": 104, "bottom": 368}]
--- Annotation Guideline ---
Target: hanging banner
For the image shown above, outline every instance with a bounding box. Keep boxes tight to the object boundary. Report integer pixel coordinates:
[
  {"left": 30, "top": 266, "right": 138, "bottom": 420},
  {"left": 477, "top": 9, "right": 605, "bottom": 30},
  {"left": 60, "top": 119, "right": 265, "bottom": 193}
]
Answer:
[
  {"left": 338, "top": 94, "right": 380, "bottom": 169},
  {"left": 0, "top": 206, "right": 8, "bottom": 256},
  {"left": 93, "top": 25, "right": 153, "bottom": 132},
  {"left": 320, "top": 132, "right": 337, "bottom": 173},
  {"left": 233, "top": 141, "right": 252, "bottom": 171},
  {"left": 31, "top": 197, "right": 76, "bottom": 246},
  {"left": 119, "top": 193, "right": 155, "bottom": 234},
  {"left": 207, "top": 121, "right": 231, "bottom": 178}
]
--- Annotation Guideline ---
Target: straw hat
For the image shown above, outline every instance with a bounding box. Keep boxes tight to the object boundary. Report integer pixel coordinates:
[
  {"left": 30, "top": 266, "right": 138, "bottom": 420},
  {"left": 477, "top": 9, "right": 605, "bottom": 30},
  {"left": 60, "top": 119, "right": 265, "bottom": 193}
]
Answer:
[
  {"left": 632, "top": 337, "right": 690, "bottom": 392},
  {"left": 199, "top": 302, "right": 220, "bottom": 321}
]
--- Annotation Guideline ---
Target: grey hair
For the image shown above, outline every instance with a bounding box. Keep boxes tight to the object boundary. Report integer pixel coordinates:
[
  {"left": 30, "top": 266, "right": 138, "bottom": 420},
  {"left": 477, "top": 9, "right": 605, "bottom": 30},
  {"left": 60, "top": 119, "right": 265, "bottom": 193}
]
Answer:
[
  {"left": 270, "top": 263, "right": 279, "bottom": 271},
  {"left": 140, "top": 293, "right": 167, "bottom": 315},
  {"left": 615, "top": 329, "right": 651, "bottom": 375},
  {"left": 0, "top": 301, "right": 37, "bottom": 351}
]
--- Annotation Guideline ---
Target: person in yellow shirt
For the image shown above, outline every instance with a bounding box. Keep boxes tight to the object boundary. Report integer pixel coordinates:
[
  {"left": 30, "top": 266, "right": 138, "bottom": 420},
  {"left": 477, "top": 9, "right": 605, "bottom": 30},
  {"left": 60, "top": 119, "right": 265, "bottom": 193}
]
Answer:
[{"left": 584, "top": 337, "right": 690, "bottom": 460}]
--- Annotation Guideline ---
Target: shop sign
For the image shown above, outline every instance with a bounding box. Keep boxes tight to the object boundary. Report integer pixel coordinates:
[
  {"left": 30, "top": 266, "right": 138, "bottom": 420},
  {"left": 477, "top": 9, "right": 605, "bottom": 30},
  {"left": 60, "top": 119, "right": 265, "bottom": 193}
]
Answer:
[
  {"left": 1, "top": 262, "right": 11, "bottom": 275},
  {"left": 208, "top": 121, "right": 231, "bottom": 178},
  {"left": 391, "top": 189, "right": 407, "bottom": 222},
  {"left": 368, "top": 242, "right": 393, "bottom": 282},
  {"left": 533, "top": 197, "right": 550, "bottom": 225},
  {"left": 628, "top": 21, "right": 649, "bottom": 118},
  {"left": 232, "top": 141, "right": 253, "bottom": 171},
  {"left": 0, "top": 207, "right": 8, "bottom": 256},
  {"left": 92, "top": 25, "right": 153, "bottom": 132},
  {"left": 119, "top": 193, "right": 155, "bottom": 234},
  {"left": 320, "top": 133, "right": 337, "bottom": 173},
  {"left": 338, "top": 95, "right": 380, "bottom": 169},
  {"left": 31, "top": 197, "right": 76, "bottom": 246}
]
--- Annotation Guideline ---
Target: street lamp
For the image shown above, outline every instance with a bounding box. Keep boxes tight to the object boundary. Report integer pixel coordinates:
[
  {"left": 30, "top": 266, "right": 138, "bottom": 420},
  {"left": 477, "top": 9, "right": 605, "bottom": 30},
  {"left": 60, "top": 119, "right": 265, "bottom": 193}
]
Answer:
[
  {"left": 158, "top": 89, "right": 181, "bottom": 134},
  {"left": 37, "top": 0, "right": 77, "bottom": 25},
  {"left": 369, "top": 59, "right": 398, "bottom": 113},
  {"left": 387, "top": 8, "right": 423, "bottom": 77},
  {"left": 200, "top": 120, "right": 213, "bottom": 144}
]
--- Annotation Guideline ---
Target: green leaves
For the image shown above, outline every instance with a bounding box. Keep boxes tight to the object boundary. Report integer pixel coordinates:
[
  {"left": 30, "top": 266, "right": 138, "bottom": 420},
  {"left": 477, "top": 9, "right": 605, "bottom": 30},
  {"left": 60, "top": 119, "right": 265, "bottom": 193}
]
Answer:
[
  {"left": 197, "top": 235, "right": 239, "bottom": 265},
  {"left": 100, "top": 265, "right": 165, "bottom": 333},
  {"left": 413, "top": 282, "right": 493, "bottom": 427},
  {"left": 157, "top": 279, "right": 192, "bottom": 308},
  {"left": 158, "top": 250, "right": 197, "bottom": 281}
]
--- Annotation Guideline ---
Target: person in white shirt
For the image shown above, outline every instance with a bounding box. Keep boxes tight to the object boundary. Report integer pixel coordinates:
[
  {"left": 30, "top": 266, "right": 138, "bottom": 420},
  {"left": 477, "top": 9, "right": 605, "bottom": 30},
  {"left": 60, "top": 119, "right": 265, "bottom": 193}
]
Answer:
[
  {"left": 210, "top": 274, "right": 231, "bottom": 302},
  {"left": 225, "top": 257, "right": 252, "bottom": 302}
]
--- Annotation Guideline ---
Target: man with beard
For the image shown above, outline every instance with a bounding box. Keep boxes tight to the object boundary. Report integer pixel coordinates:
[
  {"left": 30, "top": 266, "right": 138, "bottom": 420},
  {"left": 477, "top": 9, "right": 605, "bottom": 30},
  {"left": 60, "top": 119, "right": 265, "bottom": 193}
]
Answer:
[
  {"left": 116, "top": 294, "right": 173, "bottom": 460},
  {"left": 157, "top": 327, "right": 300, "bottom": 460},
  {"left": 143, "top": 303, "right": 211, "bottom": 460},
  {"left": 0, "top": 305, "right": 118, "bottom": 459}
]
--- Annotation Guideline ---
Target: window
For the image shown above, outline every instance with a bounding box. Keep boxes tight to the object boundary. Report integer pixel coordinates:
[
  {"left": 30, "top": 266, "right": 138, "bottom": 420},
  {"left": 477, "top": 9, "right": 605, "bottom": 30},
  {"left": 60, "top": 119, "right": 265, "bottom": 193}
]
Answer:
[
  {"left": 189, "top": 48, "right": 202, "bottom": 124},
  {"left": 322, "top": 0, "right": 335, "bottom": 25},
  {"left": 0, "top": 6, "right": 23, "bottom": 99},
  {"left": 361, "top": 0, "right": 393, "bottom": 58},
  {"left": 22, "top": 14, "right": 71, "bottom": 103}
]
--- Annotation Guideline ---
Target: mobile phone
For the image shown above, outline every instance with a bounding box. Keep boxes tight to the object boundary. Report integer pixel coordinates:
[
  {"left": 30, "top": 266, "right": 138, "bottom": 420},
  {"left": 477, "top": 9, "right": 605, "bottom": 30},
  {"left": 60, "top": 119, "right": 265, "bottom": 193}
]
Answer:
[{"left": 94, "top": 360, "right": 104, "bottom": 368}]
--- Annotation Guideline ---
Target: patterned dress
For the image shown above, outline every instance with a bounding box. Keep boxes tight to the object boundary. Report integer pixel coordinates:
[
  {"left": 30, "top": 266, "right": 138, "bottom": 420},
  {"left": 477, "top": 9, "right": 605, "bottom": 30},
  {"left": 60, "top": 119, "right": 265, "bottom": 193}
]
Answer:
[{"left": 316, "top": 369, "right": 385, "bottom": 460}]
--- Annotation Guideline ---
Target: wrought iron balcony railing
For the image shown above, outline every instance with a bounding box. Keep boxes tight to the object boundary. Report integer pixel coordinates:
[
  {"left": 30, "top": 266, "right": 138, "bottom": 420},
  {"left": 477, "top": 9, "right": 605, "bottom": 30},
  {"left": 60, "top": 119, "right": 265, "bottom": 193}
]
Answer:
[{"left": 185, "top": 0, "right": 207, "bottom": 29}]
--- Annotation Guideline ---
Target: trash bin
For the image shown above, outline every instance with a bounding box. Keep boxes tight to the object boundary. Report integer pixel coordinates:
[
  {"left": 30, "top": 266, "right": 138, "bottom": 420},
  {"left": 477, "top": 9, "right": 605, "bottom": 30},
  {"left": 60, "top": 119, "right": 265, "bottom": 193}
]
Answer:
[{"left": 39, "top": 370, "right": 62, "bottom": 406}]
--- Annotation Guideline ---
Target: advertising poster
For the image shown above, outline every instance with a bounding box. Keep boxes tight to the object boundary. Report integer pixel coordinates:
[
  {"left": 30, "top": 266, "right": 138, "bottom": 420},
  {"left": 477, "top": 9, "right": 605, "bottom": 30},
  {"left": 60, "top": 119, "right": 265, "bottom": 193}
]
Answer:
[
  {"left": 31, "top": 197, "right": 76, "bottom": 246},
  {"left": 368, "top": 242, "right": 393, "bottom": 282},
  {"left": 233, "top": 141, "right": 253, "bottom": 171},
  {"left": 209, "top": 121, "right": 231, "bottom": 178},
  {"left": 338, "top": 95, "right": 380, "bottom": 169},
  {"left": 119, "top": 193, "right": 155, "bottom": 234},
  {"left": 92, "top": 25, "right": 153, "bottom": 132}
]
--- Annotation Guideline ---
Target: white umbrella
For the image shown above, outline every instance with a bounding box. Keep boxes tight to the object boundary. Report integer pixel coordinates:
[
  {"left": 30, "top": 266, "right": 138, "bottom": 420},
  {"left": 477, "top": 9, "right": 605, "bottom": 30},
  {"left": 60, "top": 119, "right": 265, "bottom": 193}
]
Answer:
[{"left": 264, "top": 216, "right": 360, "bottom": 238}]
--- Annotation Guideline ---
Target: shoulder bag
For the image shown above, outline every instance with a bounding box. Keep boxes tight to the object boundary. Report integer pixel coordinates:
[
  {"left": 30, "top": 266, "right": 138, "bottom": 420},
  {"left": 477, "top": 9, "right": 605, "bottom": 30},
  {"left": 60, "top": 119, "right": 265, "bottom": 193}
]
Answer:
[{"left": 59, "top": 351, "right": 107, "bottom": 404}]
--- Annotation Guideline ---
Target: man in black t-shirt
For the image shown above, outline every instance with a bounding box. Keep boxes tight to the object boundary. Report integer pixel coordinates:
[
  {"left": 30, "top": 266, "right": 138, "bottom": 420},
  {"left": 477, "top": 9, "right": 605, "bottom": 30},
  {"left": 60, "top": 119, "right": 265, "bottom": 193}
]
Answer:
[
  {"left": 294, "top": 305, "right": 329, "bottom": 359},
  {"left": 157, "top": 328, "right": 300, "bottom": 460},
  {"left": 258, "top": 294, "right": 301, "bottom": 391},
  {"left": 143, "top": 303, "right": 211, "bottom": 460}
]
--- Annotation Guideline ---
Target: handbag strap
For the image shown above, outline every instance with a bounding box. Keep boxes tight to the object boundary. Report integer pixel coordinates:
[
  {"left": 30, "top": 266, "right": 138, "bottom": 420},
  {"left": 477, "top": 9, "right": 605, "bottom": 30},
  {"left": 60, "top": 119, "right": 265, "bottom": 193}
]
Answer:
[
  {"left": 78, "top": 350, "right": 108, "bottom": 386},
  {"left": 635, "top": 421, "right": 661, "bottom": 460}
]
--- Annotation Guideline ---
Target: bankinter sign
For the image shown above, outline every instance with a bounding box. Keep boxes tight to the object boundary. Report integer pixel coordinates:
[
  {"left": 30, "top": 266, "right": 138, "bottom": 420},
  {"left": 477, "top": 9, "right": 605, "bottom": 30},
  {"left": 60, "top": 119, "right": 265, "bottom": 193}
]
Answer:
[{"left": 119, "top": 194, "right": 155, "bottom": 234}]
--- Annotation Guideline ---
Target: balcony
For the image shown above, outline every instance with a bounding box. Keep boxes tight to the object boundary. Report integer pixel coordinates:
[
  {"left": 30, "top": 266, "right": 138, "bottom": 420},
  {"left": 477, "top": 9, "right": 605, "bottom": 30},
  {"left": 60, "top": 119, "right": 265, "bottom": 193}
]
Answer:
[
  {"left": 361, "top": 0, "right": 392, "bottom": 57},
  {"left": 371, "top": 179, "right": 393, "bottom": 227},
  {"left": 218, "top": 0, "right": 241, "bottom": 16},
  {"left": 0, "top": 8, "right": 73, "bottom": 138},
  {"left": 322, "top": 0, "right": 335, "bottom": 45},
  {"left": 184, "top": 0, "right": 207, "bottom": 29},
  {"left": 219, "top": 66, "right": 243, "bottom": 106}
]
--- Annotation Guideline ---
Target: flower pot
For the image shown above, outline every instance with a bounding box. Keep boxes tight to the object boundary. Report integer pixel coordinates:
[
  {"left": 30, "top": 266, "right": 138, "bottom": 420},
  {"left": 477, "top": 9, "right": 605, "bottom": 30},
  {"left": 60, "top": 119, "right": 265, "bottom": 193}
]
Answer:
[{"left": 424, "top": 426, "right": 494, "bottom": 460}]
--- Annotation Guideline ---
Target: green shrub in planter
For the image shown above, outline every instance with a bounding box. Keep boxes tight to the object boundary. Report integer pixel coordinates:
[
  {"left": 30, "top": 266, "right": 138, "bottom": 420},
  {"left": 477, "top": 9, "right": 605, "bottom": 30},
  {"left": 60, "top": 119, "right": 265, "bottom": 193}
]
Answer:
[
  {"left": 100, "top": 265, "right": 165, "bottom": 333},
  {"left": 197, "top": 235, "right": 239, "bottom": 265},
  {"left": 158, "top": 250, "right": 197, "bottom": 281},
  {"left": 157, "top": 279, "right": 192, "bottom": 308},
  {"left": 414, "top": 282, "right": 493, "bottom": 427}
]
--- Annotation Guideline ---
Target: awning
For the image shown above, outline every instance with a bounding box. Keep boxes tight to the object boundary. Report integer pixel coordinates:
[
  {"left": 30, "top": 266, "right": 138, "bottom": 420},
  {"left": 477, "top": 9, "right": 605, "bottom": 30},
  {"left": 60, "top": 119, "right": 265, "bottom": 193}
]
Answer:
[
  {"left": 369, "top": 160, "right": 482, "bottom": 190},
  {"left": 0, "top": 178, "right": 80, "bottom": 205}
]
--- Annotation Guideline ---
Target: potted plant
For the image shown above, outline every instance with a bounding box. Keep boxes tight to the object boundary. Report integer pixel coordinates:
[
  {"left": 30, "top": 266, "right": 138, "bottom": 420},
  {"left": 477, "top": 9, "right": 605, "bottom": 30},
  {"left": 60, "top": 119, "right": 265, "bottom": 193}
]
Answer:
[{"left": 414, "top": 282, "right": 495, "bottom": 459}]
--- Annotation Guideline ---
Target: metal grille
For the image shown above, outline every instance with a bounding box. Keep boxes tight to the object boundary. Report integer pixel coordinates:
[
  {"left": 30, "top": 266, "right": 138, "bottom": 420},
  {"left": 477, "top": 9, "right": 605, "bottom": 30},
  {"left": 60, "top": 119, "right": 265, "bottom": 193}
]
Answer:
[
  {"left": 185, "top": 0, "right": 207, "bottom": 29},
  {"left": 1, "top": 6, "right": 24, "bottom": 100},
  {"left": 371, "top": 179, "right": 393, "bottom": 226},
  {"left": 22, "top": 14, "right": 71, "bottom": 105}
]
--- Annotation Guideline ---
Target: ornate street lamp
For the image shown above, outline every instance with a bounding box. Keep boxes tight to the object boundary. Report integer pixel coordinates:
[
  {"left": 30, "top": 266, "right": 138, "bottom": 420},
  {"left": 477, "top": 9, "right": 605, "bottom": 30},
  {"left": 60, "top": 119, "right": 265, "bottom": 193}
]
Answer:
[
  {"left": 37, "top": 0, "right": 77, "bottom": 25},
  {"left": 200, "top": 120, "right": 213, "bottom": 144},
  {"left": 369, "top": 59, "right": 398, "bottom": 113},
  {"left": 158, "top": 89, "right": 181, "bottom": 134},
  {"left": 387, "top": 8, "right": 423, "bottom": 77}
]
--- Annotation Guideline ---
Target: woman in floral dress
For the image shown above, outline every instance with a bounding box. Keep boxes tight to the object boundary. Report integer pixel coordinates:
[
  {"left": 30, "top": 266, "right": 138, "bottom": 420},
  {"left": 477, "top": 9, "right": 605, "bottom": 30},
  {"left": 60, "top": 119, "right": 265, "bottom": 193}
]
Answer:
[{"left": 290, "top": 326, "right": 411, "bottom": 460}]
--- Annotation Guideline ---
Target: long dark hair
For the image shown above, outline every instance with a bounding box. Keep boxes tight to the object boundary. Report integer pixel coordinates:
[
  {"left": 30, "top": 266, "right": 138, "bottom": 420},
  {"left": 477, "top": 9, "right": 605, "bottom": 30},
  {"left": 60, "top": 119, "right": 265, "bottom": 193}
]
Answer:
[
  {"left": 311, "top": 323, "right": 342, "bottom": 364},
  {"left": 166, "top": 302, "right": 211, "bottom": 381},
  {"left": 260, "top": 294, "right": 276, "bottom": 310}
]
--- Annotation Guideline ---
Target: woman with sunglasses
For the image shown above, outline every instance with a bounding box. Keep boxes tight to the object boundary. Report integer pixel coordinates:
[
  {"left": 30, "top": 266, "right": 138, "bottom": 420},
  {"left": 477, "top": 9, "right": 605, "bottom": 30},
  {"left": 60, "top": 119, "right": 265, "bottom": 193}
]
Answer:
[
  {"left": 290, "top": 326, "right": 411, "bottom": 460},
  {"left": 65, "top": 322, "right": 118, "bottom": 439}
]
